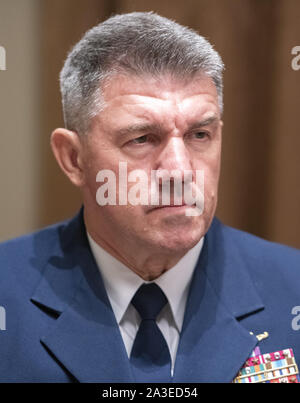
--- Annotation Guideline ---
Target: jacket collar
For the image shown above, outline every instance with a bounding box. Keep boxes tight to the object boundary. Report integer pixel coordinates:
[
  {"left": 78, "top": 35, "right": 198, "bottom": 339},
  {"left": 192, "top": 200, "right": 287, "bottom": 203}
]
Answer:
[{"left": 31, "top": 210, "right": 264, "bottom": 382}]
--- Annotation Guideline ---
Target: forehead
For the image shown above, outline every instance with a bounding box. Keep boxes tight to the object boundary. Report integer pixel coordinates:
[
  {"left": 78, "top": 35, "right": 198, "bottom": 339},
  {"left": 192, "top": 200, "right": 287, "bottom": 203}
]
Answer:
[{"left": 97, "top": 73, "right": 220, "bottom": 131}]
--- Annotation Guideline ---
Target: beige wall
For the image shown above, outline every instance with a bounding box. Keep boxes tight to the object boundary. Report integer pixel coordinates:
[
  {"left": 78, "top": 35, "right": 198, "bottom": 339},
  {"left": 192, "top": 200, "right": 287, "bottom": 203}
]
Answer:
[{"left": 0, "top": 0, "right": 41, "bottom": 241}]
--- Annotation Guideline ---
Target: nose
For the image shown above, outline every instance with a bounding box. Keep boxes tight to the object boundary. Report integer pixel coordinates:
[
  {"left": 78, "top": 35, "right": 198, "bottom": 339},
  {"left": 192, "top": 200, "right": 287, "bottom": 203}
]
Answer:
[
  {"left": 155, "top": 137, "right": 192, "bottom": 173},
  {"left": 152, "top": 137, "right": 194, "bottom": 207}
]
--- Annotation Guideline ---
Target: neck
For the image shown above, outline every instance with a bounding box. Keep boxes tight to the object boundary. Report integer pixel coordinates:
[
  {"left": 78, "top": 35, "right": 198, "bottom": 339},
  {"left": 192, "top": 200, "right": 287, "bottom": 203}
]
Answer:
[{"left": 84, "top": 213, "right": 188, "bottom": 281}]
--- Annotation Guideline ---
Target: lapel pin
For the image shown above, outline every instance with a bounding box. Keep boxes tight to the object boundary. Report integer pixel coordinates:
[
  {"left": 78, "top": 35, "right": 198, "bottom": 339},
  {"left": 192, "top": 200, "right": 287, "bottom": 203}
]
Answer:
[
  {"left": 256, "top": 332, "right": 269, "bottom": 341},
  {"left": 249, "top": 331, "right": 269, "bottom": 341}
]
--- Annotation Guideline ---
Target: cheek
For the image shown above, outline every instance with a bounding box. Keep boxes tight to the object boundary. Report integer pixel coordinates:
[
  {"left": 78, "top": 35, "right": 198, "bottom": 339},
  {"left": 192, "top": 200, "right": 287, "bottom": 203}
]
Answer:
[
  {"left": 83, "top": 149, "right": 122, "bottom": 192},
  {"left": 195, "top": 154, "right": 220, "bottom": 189},
  {"left": 97, "top": 204, "right": 146, "bottom": 235},
  {"left": 205, "top": 168, "right": 220, "bottom": 201},
  {"left": 198, "top": 157, "right": 221, "bottom": 211}
]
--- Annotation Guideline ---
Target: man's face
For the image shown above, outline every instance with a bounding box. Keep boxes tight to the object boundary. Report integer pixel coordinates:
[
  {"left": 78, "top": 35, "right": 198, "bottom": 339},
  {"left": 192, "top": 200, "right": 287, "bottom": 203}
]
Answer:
[{"left": 81, "top": 73, "right": 222, "bottom": 255}]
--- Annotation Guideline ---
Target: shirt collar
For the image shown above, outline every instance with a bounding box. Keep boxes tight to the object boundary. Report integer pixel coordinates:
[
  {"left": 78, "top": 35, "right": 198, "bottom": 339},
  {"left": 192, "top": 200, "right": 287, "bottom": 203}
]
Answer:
[
  {"left": 87, "top": 233, "right": 204, "bottom": 331},
  {"left": 153, "top": 239, "right": 203, "bottom": 330}
]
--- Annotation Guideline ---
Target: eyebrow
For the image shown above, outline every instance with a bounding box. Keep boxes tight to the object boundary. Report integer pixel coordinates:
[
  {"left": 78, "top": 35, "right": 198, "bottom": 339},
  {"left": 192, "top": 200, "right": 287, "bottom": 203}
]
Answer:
[
  {"left": 187, "top": 115, "right": 219, "bottom": 131},
  {"left": 115, "top": 114, "right": 219, "bottom": 138},
  {"left": 116, "top": 123, "right": 164, "bottom": 138}
]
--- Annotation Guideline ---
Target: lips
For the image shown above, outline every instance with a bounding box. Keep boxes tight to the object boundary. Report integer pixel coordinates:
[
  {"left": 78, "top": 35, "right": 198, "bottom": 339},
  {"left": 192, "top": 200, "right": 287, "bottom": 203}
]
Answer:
[{"left": 147, "top": 203, "right": 196, "bottom": 213}]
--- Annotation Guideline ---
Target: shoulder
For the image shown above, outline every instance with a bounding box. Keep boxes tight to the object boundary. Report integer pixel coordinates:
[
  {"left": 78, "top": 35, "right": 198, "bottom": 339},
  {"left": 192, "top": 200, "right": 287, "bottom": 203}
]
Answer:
[
  {"left": 0, "top": 217, "right": 72, "bottom": 297},
  {"left": 222, "top": 220, "right": 299, "bottom": 260},
  {"left": 213, "top": 217, "right": 300, "bottom": 283},
  {"left": 220, "top": 219, "right": 299, "bottom": 256}
]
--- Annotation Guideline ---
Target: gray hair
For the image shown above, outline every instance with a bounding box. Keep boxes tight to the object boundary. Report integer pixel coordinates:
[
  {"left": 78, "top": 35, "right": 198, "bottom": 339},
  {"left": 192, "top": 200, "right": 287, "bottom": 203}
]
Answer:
[{"left": 60, "top": 12, "right": 224, "bottom": 135}]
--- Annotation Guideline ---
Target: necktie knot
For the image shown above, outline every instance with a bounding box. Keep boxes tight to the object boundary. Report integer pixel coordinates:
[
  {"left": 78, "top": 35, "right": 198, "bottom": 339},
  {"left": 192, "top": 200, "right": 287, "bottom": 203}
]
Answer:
[{"left": 131, "top": 283, "right": 168, "bottom": 320}]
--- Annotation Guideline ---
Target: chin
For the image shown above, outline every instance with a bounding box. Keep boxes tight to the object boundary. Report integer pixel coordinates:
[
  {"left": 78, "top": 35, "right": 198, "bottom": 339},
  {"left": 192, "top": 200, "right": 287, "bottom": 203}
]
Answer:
[
  {"left": 151, "top": 210, "right": 213, "bottom": 252},
  {"left": 158, "top": 237, "right": 200, "bottom": 256},
  {"left": 153, "top": 225, "right": 204, "bottom": 253}
]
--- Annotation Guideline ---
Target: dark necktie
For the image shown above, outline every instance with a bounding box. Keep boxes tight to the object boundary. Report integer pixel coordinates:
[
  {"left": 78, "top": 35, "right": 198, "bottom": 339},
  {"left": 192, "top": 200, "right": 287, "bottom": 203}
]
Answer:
[{"left": 130, "top": 283, "right": 172, "bottom": 382}]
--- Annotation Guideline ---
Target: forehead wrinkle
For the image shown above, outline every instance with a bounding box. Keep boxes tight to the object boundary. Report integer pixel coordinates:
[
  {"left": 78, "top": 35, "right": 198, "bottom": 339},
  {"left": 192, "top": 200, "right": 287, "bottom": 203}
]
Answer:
[
  {"left": 100, "top": 79, "right": 219, "bottom": 137},
  {"left": 172, "top": 93, "right": 219, "bottom": 132},
  {"left": 119, "top": 97, "right": 180, "bottom": 134}
]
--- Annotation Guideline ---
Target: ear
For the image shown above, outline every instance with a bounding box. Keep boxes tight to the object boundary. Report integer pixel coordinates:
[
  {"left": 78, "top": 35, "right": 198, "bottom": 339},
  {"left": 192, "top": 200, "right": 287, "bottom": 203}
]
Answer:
[{"left": 50, "top": 128, "right": 85, "bottom": 187}]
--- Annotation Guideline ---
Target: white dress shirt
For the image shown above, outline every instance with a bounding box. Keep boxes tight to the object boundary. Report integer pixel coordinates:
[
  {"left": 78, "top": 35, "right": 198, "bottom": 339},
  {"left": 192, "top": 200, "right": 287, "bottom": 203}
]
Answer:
[{"left": 87, "top": 233, "right": 204, "bottom": 375}]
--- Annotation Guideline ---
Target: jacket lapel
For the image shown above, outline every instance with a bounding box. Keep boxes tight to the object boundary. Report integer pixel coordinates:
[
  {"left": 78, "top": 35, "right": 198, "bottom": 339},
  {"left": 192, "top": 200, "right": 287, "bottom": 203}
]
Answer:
[
  {"left": 31, "top": 210, "right": 134, "bottom": 382},
  {"left": 173, "top": 218, "right": 265, "bottom": 383}
]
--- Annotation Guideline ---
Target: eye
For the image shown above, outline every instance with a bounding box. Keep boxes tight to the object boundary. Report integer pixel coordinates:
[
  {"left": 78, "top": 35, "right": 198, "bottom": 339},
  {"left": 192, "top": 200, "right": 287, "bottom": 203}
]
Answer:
[
  {"left": 131, "top": 135, "right": 149, "bottom": 144},
  {"left": 194, "top": 131, "right": 208, "bottom": 139},
  {"left": 185, "top": 130, "right": 210, "bottom": 146},
  {"left": 123, "top": 133, "right": 158, "bottom": 153}
]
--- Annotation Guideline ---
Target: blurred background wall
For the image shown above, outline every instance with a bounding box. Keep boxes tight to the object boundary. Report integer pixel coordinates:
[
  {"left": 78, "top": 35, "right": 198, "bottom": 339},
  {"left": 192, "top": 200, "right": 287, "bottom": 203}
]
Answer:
[
  {"left": 0, "top": 0, "right": 299, "bottom": 248},
  {"left": 0, "top": 0, "right": 40, "bottom": 240}
]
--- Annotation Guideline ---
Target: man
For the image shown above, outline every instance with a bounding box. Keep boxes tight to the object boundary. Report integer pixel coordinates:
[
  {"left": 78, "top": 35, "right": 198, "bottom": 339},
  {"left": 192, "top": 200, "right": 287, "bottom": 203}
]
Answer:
[{"left": 0, "top": 12, "right": 299, "bottom": 383}]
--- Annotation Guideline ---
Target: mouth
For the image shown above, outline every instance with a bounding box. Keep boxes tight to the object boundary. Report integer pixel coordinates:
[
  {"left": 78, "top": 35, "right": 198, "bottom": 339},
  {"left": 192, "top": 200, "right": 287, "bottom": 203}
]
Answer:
[{"left": 147, "top": 204, "right": 196, "bottom": 213}]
